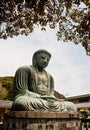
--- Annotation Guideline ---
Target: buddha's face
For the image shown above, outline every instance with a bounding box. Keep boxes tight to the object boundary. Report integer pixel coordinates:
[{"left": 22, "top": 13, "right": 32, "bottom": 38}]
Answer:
[{"left": 35, "top": 52, "right": 51, "bottom": 69}]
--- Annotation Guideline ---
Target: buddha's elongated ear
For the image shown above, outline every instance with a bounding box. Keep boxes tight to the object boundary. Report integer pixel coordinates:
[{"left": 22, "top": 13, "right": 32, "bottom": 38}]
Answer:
[{"left": 32, "top": 54, "right": 36, "bottom": 66}]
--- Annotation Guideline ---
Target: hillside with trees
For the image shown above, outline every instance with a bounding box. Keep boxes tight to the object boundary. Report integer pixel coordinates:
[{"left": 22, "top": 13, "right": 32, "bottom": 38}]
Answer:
[{"left": 0, "top": 77, "right": 14, "bottom": 100}]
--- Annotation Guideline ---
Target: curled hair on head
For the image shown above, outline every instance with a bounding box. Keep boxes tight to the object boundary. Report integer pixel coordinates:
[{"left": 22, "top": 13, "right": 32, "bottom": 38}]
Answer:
[{"left": 32, "top": 49, "right": 51, "bottom": 66}]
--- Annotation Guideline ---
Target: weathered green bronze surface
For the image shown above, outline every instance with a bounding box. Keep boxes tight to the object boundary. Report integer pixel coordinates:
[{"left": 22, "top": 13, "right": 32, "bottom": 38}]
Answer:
[{"left": 11, "top": 49, "right": 77, "bottom": 112}]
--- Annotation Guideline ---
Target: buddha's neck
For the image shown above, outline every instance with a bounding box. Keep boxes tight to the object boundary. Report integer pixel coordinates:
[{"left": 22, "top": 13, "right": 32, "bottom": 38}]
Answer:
[{"left": 33, "top": 65, "right": 45, "bottom": 73}]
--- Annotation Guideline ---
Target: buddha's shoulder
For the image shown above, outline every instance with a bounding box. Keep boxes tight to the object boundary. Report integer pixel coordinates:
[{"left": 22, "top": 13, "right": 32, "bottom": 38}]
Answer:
[{"left": 16, "top": 65, "right": 32, "bottom": 71}]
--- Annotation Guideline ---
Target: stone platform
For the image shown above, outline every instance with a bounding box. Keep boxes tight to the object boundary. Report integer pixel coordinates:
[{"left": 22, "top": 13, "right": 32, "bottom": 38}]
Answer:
[{"left": 3, "top": 111, "right": 80, "bottom": 130}]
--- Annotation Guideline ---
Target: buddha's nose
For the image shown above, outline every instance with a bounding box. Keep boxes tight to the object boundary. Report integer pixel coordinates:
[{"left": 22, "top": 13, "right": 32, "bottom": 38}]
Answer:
[
  {"left": 45, "top": 59, "right": 48, "bottom": 62},
  {"left": 44, "top": 58, "right": 48, "bottom": 63}
]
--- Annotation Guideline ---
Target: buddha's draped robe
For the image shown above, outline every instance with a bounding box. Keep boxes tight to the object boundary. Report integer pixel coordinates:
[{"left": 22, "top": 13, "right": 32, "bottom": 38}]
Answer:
[{"left": 12, "top": 65, "right": 77, "bottom": 112}]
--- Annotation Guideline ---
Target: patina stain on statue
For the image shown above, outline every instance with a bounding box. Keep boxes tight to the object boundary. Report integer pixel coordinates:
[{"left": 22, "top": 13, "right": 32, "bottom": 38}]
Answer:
[{"left": 12, "top": 49, "right": 77, "bottom": 112}]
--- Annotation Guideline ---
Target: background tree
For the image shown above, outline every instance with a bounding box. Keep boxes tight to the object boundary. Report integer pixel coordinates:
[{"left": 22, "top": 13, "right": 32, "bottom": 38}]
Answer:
[
  {"left": 0, "top": 0, "right": 90, "bottom": 56},
  {"left": 0, "top": 77, "right": 14, "bottom": 100}
]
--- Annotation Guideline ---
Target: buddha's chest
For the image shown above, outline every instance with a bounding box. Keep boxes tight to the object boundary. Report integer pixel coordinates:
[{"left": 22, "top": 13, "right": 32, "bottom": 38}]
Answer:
[{"left": 36, "top": 72, "right": 49, "bottom": 95}]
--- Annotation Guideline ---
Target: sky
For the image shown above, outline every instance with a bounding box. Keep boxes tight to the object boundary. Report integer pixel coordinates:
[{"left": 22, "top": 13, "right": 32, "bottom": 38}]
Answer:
[{"left": 0, "top": 27, "right": 90, "bottom": 97}]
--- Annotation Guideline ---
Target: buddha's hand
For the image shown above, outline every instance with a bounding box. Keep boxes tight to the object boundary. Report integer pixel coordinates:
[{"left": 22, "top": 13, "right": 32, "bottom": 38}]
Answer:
[
  {"left": 40, "top": 95, "right": 55, "bottom": 100},
  {"left": 25, "top": 90, "right": 40, "bottom": 98},
  {"left": 40, "top": 95, "right": 48, "bottom": 98}
]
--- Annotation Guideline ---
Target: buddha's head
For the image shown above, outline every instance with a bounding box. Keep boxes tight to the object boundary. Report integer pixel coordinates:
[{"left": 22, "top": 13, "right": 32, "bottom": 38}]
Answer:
[{"left": 32, "top": 49, "right": 51, "bottom": 69}]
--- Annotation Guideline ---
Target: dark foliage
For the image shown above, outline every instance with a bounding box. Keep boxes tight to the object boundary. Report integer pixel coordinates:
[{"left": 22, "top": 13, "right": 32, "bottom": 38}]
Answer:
[{"left": 0, "top": 0, "right": 90, "bottom": 56}]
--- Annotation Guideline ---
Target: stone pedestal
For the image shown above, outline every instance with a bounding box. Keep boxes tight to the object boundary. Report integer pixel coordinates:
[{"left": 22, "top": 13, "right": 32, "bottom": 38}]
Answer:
[{"left": 3, "top": 111, "right": 80, "bottom": 130}]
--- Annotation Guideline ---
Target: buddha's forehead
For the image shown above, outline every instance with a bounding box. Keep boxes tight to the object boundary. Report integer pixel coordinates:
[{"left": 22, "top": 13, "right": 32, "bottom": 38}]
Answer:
[
  {"left": 36, "top": 51, "right": 50, "bottom": 58},
  {"left": 33, "top": 49, "right": 51, "bottom": 58}
]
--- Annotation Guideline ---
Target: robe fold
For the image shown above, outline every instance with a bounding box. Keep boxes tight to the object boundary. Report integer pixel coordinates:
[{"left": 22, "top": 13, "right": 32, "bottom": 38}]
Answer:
[{"left": 12, "top": 65, "right": 77, "bottom": 112}]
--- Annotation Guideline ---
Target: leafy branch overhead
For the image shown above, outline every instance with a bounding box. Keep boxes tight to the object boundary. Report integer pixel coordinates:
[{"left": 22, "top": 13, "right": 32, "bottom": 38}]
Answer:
[{"left": 0, "top": 0, "right": 90, "bottom": 56}]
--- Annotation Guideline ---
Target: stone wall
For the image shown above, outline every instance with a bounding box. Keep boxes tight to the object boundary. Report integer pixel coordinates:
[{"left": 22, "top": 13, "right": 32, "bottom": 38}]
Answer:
[{"left": 3, "top": 111, "right": 80, "bottom": 130}]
